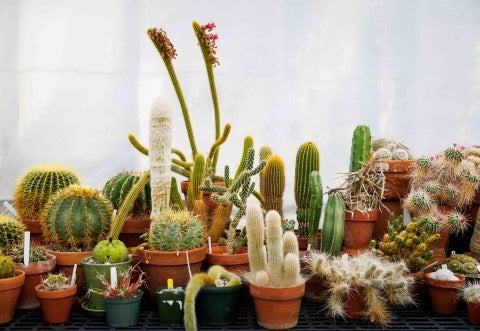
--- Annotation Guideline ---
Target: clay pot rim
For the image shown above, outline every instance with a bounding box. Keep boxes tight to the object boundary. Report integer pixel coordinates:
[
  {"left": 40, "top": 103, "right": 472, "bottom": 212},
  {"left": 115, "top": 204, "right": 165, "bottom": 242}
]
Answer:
[
  {"left": 14, "top": 253, "right": 56, "bottom": 274},
  {"left": 136, "top": 245, "right": 207, "bottom": 265},
  {"left": 425, "top": 272, "right": 466, "bottom": 289},
  {"left": 0, "top": 270, "right": 26, "bottom": 291},
  {"left": 248, "top": 280, "right": 306, "bottom": 300},
  {"left": 345, "top": 209, "right": 379, "bottom": 221},
  {"left": 34, "top": 283, "right": 77, "bottom": 299}
]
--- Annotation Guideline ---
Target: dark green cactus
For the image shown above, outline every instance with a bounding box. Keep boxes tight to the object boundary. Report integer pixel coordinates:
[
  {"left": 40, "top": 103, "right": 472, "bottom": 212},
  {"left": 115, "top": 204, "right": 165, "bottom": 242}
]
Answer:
[
  {"left": 14, "top": 164, "right": 80, "bottom": 220},
  {"left": 170, "top": 177, "right": 184, "bottom": 210},
  {"left": 103, "top": 171, "right": 151, "bottom": 218},
  {"left": 349, "top": 125, "right": 372, "bottom": 172},
  {"left": 0, "top": 215, "right": 26, "bottom": 254},
  {"left": 41, "top": 185, "right": 113, "bottom": 251},
  {"left": 260, "top": 155, "right": 286, "bottom": 218},
  {"left": 320, "top": 193, "right": 345, "bottom": 256},
  {"left": 307, "top": 171, "right": 323, "bottom": 249},
  {"left": 10, "top": 245, "right": 48, "bottom": 263},
  {"left": 186, "top": 154, "right": 206, "bottom": 212},
  {"left": 0, "top": 254, "right": 15, "bottom": 279},
  {"left": 294, "top": 142, "right": 320, "bottom": 238}
]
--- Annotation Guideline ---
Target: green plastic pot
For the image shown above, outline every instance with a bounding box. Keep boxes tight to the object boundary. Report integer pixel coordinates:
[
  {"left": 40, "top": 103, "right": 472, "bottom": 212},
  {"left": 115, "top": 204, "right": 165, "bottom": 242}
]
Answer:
[
  {"left": 104, "top": 290, "right": 143, "bottom": 328},
  {"left": 196, "top": 284, "right": 243, "bottom": 325},
  {"left": 156, "top": 287, "right": 185, "bottom": 325}
]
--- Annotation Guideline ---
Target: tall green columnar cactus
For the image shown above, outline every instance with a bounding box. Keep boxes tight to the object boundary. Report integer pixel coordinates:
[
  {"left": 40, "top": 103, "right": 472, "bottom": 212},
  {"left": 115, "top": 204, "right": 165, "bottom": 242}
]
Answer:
[
  {"left": 150, "top": 97, "right": 172, "bottom": 220},
  {"left": 234, "top": 136, "right": 254, "bottom": 179},
  {"left": 170, "top": 177, "right": 184, "bottom": 210},
  {"left": 103, "top": 171, "right": 151, "bottom": 217},
  {"left": 14, "top": 164, "right": 80, "bottom": 220},
  {"left": 187, "top": 154, "right": 206, "bottom": 212},
  {"left": 349, "top": 125, "right": 372, "bottom": 172},
  {"left": 0, "top": 215, "right": 26, "bottom": 254},
  {"left": 41, "top": 185, "right": 113, "bottom": 251},
  {"left": 261, "top": 155, "right": 286, "bottom": 218},
  {"left": 294, "top": 142, "right": 320, "bottom": 238},
  {"left": 307, "top": 171, "right": 323, "bottom": 249},
  {"left": 246, "top": 205, "right": 303, "bottom": 287},
  {"left": 320, "top": 193, "right": 345, "bottom": 255}
]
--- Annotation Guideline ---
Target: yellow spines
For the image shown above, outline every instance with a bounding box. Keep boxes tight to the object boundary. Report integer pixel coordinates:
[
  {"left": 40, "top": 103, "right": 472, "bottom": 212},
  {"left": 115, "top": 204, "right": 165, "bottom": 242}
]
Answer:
[{"left": 261, "top": 155, "right": 286, "bottom": 218}]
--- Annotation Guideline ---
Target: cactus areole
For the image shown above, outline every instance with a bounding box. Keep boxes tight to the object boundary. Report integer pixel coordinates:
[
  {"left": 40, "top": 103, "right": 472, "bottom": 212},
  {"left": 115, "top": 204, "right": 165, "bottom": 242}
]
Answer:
[{"left": 92, "top": 238, "right": 129, "bottom": 263}]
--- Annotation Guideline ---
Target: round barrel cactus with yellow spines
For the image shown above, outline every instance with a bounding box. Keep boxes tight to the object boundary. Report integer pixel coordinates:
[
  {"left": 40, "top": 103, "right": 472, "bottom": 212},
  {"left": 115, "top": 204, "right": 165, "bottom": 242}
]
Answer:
[
  {"left": 0, "top": 215, "right": 25, "bottom": 254},
  {"left": 14, "top": 164, "right": 80, "bottom": 220},
  {"left": 41, "top": 185, "right": 113, "bottom": 251},
  {"left": 0, "top": 254, "right": 15, "bottom": 279}
]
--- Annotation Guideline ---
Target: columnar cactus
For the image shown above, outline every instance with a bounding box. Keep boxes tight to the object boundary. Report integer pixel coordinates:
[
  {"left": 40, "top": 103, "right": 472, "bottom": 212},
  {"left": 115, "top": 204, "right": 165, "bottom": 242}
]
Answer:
[
  {"left": 41, "top": 185, "right": 113, "bottom": 251},
  {"left": 102, "top": 171, "right": 151, "bottom": 217},
  {"left": 260, "top": 155, "right": 286, "bottom": 218},
  {"left": 307, "top": 171, "right": 323, "bottom": 249},
  {"left": 246, "top": 205, "right": 303, "bottom": 287},
  {"left": 0, "top": 254, "right": 15, "bottom": 279},
  {"left": 294, "top": 142, "right": 320, "bottom": 238},
  {"left": 349, "top": 125, "right": 372, "bottom": 172},
  {"left": 187, "top": 153, "right": 206, "bottom": 212},
  {"left": 0, "top": 215, "right": 26, "bottom": 254},
  {"left": 14, "top": 164, "right": 80, "bottom": 220},
  {"left": 320, "top": 193, "right": 345, "bottom": 255}
]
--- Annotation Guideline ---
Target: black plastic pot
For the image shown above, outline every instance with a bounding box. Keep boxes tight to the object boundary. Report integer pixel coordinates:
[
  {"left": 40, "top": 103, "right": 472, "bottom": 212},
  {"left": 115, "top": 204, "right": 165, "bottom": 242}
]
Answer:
[
  {"left": 104, "top": 290, "right": 143, "bottom": 328},
  {"left": 196, "top": 284, "right": 243, "bottom": 325}
]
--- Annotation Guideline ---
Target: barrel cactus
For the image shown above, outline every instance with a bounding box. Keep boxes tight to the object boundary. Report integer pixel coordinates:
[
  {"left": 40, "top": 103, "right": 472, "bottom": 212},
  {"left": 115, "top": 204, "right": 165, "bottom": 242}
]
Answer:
[
  {"left": 14, "top": 164, "right": 80, "bottom": 220},
  {"left": 41, "top": 185, "right": 113, "bottom": 251},
  {"left": 0, "top": 215, "right": 26, "bottom": 254},
  {"left": 0, "top": 254, "right": 15, "bottom": 279},
  {"left": 147, "top": 209, "right": 205, "bottom": 251},
  {"left": 103, "top": 171, "right": 151, "bottom": 218},
  {"left": 92, "top": 238, "right": 129, "bottom": 263}
]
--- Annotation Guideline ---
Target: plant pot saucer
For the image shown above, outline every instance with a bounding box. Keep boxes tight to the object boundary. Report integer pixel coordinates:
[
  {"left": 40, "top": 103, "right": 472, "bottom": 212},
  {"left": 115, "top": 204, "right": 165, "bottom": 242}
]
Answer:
[{"left": 81, "top": 301, "right": 105, "bottom": 316}]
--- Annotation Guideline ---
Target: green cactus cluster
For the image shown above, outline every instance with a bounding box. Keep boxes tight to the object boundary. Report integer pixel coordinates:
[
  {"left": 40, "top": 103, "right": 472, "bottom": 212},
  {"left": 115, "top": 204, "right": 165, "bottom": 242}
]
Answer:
[
  {"left": 40, "top": 272, "right": 72, "bottom": 291},
  {"left": 9, "top": 245, "right": 48, "bottom": 263},
  {"left": 147, "top": 209, "right": 205, "bottom": 251},
  {"left": 444, "top": 253, "right": 479, "bottom": 276},
  {"left": 294, "top": 142, "right": 320, "bottom": 238},
  {"left": 245, "top": 204, "right": 303, "bottom": 287},
  {"left": 260, "top": 154, "right": 286, "bottom": 218},
  {"left": 349, "top": 125, "right": 371, "bottom": 172},
  {"left": 0, "top": 215, "right": 26, "bottom": 254},
  {"left": 103, "top": 171, "right": 151, "bottom": 218},
  {"left": 92, "top": 238, "right": 129, "bottom": 263},
  {"left": 41, "top": 185, "right": 113, "bottom": 251},
  {"left": 14, "top": 164, "right": 80, "bottom": 220},
  {"left": 320, "top": 193, "right": 345, "bottom": 255},
  {"left": 0, "top": 254, "right": 15, "bottom": 279}
]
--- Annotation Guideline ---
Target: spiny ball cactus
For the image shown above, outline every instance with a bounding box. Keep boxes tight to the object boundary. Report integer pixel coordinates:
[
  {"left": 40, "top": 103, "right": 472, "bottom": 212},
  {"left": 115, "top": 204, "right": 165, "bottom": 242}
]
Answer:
[
  {"left": 0, "top": 215, "right": 26, "bottom": 254},
  {"left": 41, "top": 185, "right": 113, "bottom": 251},
  {"left": 41, "top": 272, "right": 72, "bottom": 291},
  {"left": 103, "top": 171, "right": 151, "bottom": 218},
  {"left": 148, "top": 209, "right": 205, "bottom": 251},
  {"left": 14, "top": 164, "right": 80, "bottom": 220},
  {"left": 92, "top": 238, "right": 129, "bottom": 263},
  {"left": 445, "top": 253, "right": 479, "bottom": 276},
  {"left": 0, "top": 254, "right": 15, "bottom": 279}
]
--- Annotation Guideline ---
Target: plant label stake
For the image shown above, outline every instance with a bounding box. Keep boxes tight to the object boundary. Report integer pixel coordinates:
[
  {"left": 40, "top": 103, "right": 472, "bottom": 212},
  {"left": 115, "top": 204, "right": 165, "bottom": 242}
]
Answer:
[
  {"left": 70, "top": 264, "right": 77, "bottom": 287},
  {"left": 24, "top": 231, "right": 30, "bottom": 266},
  {"left": 2, "top": 201, "right": 19, "bottom": 217},
  {"left": 110, "top": 266, "right": 117, "bottom": 288},
  {"left": 208, "top": 237, "right": 212, "bottom": 254}
]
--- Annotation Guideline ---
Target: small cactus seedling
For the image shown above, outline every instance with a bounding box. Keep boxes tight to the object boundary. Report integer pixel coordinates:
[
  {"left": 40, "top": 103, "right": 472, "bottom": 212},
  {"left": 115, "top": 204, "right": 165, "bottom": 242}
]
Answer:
[{"left": 40, "top": 272, "right": 73, "bottom": 291}]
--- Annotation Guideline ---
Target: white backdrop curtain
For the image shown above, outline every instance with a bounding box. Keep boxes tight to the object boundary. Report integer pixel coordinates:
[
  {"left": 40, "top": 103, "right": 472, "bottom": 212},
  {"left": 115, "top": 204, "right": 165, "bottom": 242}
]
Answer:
[{"left": 1, "top": 0, "right": 480, "bottom": 220}]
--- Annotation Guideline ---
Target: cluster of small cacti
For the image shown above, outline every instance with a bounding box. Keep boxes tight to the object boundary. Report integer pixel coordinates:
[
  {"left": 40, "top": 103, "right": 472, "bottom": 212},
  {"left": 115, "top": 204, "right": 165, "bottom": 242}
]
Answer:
[
  {"left": 0, "top": 215, "right": 26, "bottom": 254},
  {"left": 9, "top": 245, "right": 48, "bottom": 263},
  {"left": 444, "top": 253, "right": 480, "bottom": 276},
  {"left": 41, "top": 185, "right": 113, "bottom": 251},
  {"left": 147, "top": 209, "right": 205, "bottom": 251},
  {"left": 462, "top": 282, "right": 480, "bottom": 304},
  {"left": 245, "top": 204, "right": 303, "bottom": 287},
  {"left": 371, "top": 138, "right": 413, "bottom": 160},
  {"left": 14, "top": 164, "right": 80, "bottom": 220},
  {"left": 92, "top": 238, "right": 129, "bottom": 263},
  {"left": 308, "top": 251, "right": 414, "bottom": 327},
  {"left": 40, "top": 272, "right": 72, "bottom": 291},
  {"left": 370, "top": 214, "right": 440, "bottom": 272},
  {"left": 0, "top": 254, "right": 15, "bottom": 279},
  {"left": 103, "top": 171, "right": 151, "bottom": 218}
]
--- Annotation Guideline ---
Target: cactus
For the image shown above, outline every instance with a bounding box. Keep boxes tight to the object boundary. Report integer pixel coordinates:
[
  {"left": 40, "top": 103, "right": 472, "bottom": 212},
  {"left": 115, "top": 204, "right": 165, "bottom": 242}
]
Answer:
[
  {"left": 92, "top": 238, "right": 129, "bottom": 264},
  {"left": 462, "top": 282, "right": 480, "bottom": 304},
  {"left": 307, "top": 171, "right": 323, "bottom": 249},
  {"left": 260, "top": 155, "right": 286, "bottom": 218},
  {"left": 186, "top": 154, "right": 206, "bottom": 212},
  {"left": 445, "top": 253, "right": 479, "bottom": 276},
  {"left": 0, "top": 215, "right": 26, "bottom": 254},
  {"left": 41, "top": 185, "right": 113, "bottom": 251},
  {"left": 103, "top": 171, "right": 151, "bottom": 217},
  {"left": 40, "top": 272, "right": 73, "bottom": 291},
  {"left": 170, "top": 177, "right": 184, "bottom": 210},
  {"left": 320, "top": 193, "right": 345, "bottom": 255},
  {"left": 349, "top": 125, "right": 372, "bottom": 172},
  {"left": 245, "top": 205, "right": 303, "bottom": 287},
  {"left": 10, "top": 245, "right": 48, "bottom": 263},
  {"left": 0, "top": 254, "right": 15, "bottom": 279},
  {"left": 147, "top": 209, "right": 205, "bottom": 251},
  {"left": 14, "top": 164, "right": 80, "bottom": 220},
  {"left": 294, "top": 142, "right": 320, "bottom": 238}
]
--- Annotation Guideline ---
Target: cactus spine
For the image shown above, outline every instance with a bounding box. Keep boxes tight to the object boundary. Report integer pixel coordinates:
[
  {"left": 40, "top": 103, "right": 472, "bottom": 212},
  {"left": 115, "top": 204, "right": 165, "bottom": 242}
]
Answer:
[
  {"left": 294, "top": 142, "right": 320, "bottom": 238},
  {"left": 349, "top": 125, "right": 372, "bottom": 172},
  {"left": 41, "top": 185, "right": 113, "bottom": 251},
  {"left": 150, "top": 97, "right": 172, "bottom": 220},
  {"left": 246, "top": 205, "right": 303, "bottom": 287},
  {"left": 14, "top": 164, "right": 80, "bottom": 220},
  {"left": 320, "top": 193, "right": 345, "bottom": 255},
  {"left": 307, "top": 171, "right": 323, "bottom": 249},
  {"left": 260, "top": 155, "right": 286, "bottom": 219},
  {"left": 0, "top": 215, "right": 26, "bottom": 254}
]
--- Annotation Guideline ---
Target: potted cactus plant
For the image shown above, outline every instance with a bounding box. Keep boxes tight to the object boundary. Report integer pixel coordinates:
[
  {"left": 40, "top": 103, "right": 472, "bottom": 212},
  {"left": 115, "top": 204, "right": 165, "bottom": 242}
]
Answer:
[
  {"left": 0, "top": 254, "right": 26, "bottom": 324},
  {"left": 13, "top": 163, "right": 80, "bottom": 244},
  {"left": 34, "top": 272, "right": 77, "bottom": 324},
  {"left": 424, "top": 265, "right": 465, "bottom": 315},
  {"left": 183, "top": 265, "right": 242, "bottom": 330},
  {"left": 462, "top": 281, "right": 480, "bottom": 326},
  {"left": 81, "top": 238, "right": 132, "bottom": 314},
  {"left": 245, "top": 204, "right": 305, "bottom": 330}
]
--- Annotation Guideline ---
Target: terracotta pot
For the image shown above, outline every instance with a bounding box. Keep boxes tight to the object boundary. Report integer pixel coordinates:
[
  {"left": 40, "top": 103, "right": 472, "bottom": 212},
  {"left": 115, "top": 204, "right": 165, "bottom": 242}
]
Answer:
[
  {"left": 425, "top": 272, "right": 465, "bottom": 315},
  {"left": 466, "top": 301, "right": 480, "bottom": 326},
  {"left": 374, "top": 200, "right": 404, "bottom": 241},
  {"left": 137, "top": 245, "right": 206, "bottom": 301},
  {"left": 0, "top": 270, "right": 26, "bottom": 324},
  {"left": 35, "top": 283, "right": 77, "bottom": 324},
  {"left": 21, "top": 219, "right": 46, "bottom": 245},
  {"left": 205, "top": 246, "right": 249, "bottom": 276},
  {"left": 181, "top": 180, "right": 230, "bottom": 221},
  {"left": 343, "top": 209, "right": 378, "bottom": 255},
  {"left": 47, "top": 250, "right": 92, "bottom": 297},
  {"left": 118, "top": 218, "right": 150, "bottom": 248},
  {"left": 409, "top": 270, "right": 427, "bottom": 300},
  {"left": 344, "top": 287, "right": 364, "bottom": 319},
  {"left": 248, "top": 281, "right": 305, "bottom": 329},
  {"left": 373, "top": 159, "right": 415, "bottom": 200},
  {"left": 15, "top": 253, "right": 56, "bottom": 309}
]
